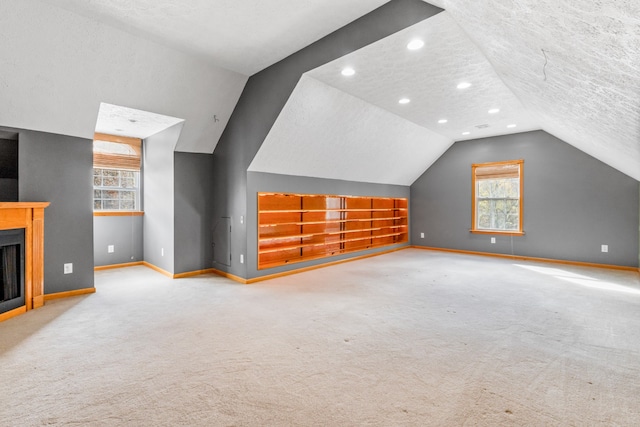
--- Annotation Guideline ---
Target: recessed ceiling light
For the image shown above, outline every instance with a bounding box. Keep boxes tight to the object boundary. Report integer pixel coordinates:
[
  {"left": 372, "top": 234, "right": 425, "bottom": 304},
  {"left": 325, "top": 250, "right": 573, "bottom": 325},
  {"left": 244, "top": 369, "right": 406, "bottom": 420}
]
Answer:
[
  {"left": 115, "top": 128, "right": 123, "bottom": 132},
  {"left": 129, "top": 119, "right": 137, "bottom": 123},
  {"left": 462, "top": 131, "right": 470, "bottom": 135},
  {"left": 341, "top": 67, "right": 355, "bottom": 77},
  {"left": 488, "top": 108, "right": 500, "bottom": 114},
  {"left": 398, "top": 98, "right": 411, "bottom": 104},
  {"left": 407, "top": 39, "right": 424, "bottom": 50},
  {"left": 457, "top": 82, "right": 472, "bottom": 89},
  {"left": 438, "top": 119, "right": 448, "bottom": 124},
  {"left": 507, "top": 124, "right": 517, "bottom": 128}
]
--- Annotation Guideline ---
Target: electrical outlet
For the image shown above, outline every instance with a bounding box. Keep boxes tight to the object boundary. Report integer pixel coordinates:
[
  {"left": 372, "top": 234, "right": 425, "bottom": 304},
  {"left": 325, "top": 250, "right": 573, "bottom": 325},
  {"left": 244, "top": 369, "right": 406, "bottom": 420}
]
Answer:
[
  {"left": 491, "top": 237, "right": 496, "bottom": 244},
  {"left": 420, "top": 232, "right": 425, "bottom": 238},
  {"left": 108, "top": 245, "right": 114, "bottom": 253},
  {"left": 601, "top": 244, "right": 608, "bottom": 253},
  {"left": 240, "top": 215, "right": 244, "bottom": 224},
  {"left": 64, "top": 263, "right": 73, "bottom": 274},
  {"left": 240, "top": 254, "right": 244, "bottom": 264}
]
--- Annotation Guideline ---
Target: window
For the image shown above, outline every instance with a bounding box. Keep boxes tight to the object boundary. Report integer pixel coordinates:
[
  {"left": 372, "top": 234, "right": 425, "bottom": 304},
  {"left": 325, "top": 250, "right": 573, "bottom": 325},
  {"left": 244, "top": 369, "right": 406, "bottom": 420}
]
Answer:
[
  {"left": 93, "top": 133, "right": 141, "bottom": 211},
  {"left": 471, "top": 159, "right": 523, "bottom": 235}
]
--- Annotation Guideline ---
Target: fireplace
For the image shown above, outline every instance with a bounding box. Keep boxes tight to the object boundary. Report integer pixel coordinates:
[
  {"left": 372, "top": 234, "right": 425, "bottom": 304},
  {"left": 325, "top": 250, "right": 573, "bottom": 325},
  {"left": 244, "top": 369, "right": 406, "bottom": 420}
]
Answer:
[
  {"left": 0, "top": 229, "right": 24, "bottom": 314},
  {"left": 0, "top": 202, "right": 49, "bottom": 321}
]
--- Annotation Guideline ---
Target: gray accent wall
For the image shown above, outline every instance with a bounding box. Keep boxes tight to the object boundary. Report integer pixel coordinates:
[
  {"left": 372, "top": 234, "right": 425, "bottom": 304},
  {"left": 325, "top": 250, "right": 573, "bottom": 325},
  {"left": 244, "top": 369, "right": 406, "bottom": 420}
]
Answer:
[
  {"left": 247, "top": 172, "right": 410, "bottom": 279},
  {"left": 143, "top": 123, "right": 183, "bottom": 274},
  {"left": 212, "top": 0, "right": 442, "bottom": 279},
  {"left": 411, "top": 130, "right": 639, "bottom": 267},
  {"left": 18, "top": 129, "right": 95, "bottom": 293},
  {"left": 93, "top": 215, "right": 143, "bottom": 266},
  {"left": 174, "top": 152, "right": 213, "bottom": 274}
]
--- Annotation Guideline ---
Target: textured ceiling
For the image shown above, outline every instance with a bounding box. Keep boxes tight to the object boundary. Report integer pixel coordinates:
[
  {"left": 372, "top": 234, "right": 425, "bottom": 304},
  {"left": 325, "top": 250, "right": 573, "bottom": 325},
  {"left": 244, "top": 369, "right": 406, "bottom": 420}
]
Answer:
[
  {"left": 37, "top": 0, "right": 390, "bottom": 76},
  {"left": 23, "top": 0, "right": 640, "bottom": 181},
  {"left": 248, "top": 76, "right": 451, "bottom": 186},
  {"left": 94, "top": 103, "right": 184, "bottom": 139},
  {"left": 308, "top": 12, "right": 540, "bottom": 142},
  {"left": 429, "top": 0, "right": 640, "bottom": 180}
]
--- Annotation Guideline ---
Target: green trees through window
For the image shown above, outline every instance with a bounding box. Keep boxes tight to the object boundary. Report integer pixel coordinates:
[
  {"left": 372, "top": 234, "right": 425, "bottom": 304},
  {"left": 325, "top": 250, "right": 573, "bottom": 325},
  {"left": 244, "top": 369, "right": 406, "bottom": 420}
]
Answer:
[{"left": 472, "top": 160, "right": 523, "bottom": 234}]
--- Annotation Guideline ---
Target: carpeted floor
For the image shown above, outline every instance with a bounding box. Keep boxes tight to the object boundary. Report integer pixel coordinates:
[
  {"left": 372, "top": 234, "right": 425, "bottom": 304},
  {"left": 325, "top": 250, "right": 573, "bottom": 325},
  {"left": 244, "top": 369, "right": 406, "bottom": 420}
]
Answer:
[{"left": 1, "top": 249, "right": 639, "bottom": 426}]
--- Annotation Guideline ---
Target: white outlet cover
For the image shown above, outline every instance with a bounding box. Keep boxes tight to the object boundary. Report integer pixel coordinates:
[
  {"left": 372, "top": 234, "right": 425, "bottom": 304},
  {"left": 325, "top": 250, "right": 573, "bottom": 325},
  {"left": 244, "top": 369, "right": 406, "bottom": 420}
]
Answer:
[
  {"left": 601, "top": 245, "right": 608, "bottom": 253},
  {"left": 64, "top": 263, "right": 73, "bottom": 274},
  {"left": 108, "top": 245, "right": 114, "bottom": 253},
  {"left": 420, "top": 233, "right": 425, "bottom": 238},
  {"left": 491, "top": 237, "right": 496, "bottom": 244}
]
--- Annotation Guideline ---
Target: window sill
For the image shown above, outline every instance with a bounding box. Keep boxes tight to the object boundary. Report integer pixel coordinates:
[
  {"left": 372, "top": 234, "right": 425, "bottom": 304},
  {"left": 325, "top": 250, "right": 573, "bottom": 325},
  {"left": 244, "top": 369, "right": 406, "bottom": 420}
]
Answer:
[
  {"left": 94, "top": 211, "right": 144, "bottom": 217},
  {"left": 470, "top": 229, "right": 524, "bottom": 236}
]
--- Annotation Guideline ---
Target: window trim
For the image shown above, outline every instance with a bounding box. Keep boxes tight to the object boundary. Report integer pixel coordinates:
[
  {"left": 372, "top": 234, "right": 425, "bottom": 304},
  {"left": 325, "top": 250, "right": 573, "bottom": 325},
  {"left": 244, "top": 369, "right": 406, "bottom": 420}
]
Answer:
[
  {"left": 471, "top": 159, "right": 524, "bottom": 236},
  {"left": 93, "top": 133, "right": 143, "bottom": 212}
]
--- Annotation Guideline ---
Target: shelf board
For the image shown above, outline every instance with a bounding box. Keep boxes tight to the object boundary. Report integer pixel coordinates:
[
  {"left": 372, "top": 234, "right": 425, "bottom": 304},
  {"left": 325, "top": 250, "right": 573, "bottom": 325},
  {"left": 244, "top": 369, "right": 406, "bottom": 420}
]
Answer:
[
  {"left": 259, "top": 231, "right": 406, "bottom": 254},
  {"left": 259, "top": 216, "right": 407, "bottom": 227},
  {"left": 259, "top": 208, "right": 407, "bottom": 214}
]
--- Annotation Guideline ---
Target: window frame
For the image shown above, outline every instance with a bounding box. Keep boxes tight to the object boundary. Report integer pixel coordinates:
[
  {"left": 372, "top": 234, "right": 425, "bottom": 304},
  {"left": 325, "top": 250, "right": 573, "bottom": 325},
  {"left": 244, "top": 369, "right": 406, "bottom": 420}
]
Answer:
[
  {"left": 92, "top": 133, "right": 143, "bottom": 214},
  {"left": 471, "top": 159, "right": 524, "bottom": 236}
]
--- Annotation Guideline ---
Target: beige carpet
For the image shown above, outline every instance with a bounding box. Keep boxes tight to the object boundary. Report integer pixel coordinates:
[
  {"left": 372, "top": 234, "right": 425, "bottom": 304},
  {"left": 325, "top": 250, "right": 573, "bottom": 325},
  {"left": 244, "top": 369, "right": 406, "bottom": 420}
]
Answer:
[{"left": 1, "top": 249, "right": 639, "bottom": 426}]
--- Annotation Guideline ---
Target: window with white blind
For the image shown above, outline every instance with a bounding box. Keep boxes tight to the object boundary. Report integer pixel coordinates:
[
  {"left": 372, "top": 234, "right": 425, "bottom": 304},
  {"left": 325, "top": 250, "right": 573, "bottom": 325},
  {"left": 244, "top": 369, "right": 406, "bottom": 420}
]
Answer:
[
  {"left": 93, "top": 133, "right": 142, "bottom": 211},
  {"left": 471, "top": 159, "right": 524, "bottom": 234}
]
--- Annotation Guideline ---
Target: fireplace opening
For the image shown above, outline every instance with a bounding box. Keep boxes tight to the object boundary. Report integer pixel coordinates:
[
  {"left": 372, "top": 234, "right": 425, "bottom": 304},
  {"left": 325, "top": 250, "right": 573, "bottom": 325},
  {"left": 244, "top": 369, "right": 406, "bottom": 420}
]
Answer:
[{"left": 0, "top": 229, "right": 25, "bottom": 314}]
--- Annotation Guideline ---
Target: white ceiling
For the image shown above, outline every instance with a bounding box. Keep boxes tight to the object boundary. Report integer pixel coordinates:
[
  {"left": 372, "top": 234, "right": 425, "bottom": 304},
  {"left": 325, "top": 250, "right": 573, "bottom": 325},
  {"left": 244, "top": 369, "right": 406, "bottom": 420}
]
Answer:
[
  {"left": 249, "top": 75, "right": 451, "bottom": 186},
  {"left": 308, "top": 12, "right": 541, "bottom": 142},
  {"left": 22, "top": 0, "right": 640, "bottom": 182},
  {"left": 95, "top": 103, "right": 184, "bottom": 139},
  {"left": 37, "top": 0, "right": 390, "bottom": 76},
  {"left": 430, "top": 0, "right": 640, "bottom": 181}
]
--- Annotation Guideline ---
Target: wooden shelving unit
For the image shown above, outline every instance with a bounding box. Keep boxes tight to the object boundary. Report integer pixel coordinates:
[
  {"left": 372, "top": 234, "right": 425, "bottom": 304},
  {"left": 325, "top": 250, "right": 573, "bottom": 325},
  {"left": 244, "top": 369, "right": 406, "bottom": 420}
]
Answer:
[{"left": 258, "top": 193, "right": 408, "bottom": 269}]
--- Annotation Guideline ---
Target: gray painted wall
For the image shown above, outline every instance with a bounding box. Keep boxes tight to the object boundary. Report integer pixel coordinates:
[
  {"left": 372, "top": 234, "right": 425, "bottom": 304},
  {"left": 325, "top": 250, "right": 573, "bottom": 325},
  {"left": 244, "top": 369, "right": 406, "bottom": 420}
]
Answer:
[
  {"left": 212, "top": 0, "right": 442, "bottom": 279},
  {"left": 247, "top": 172, "right": 410, "bottom": 278},
  {"left": 143, "top": 123, "right": 183, "bottom": 274},
  {"left": 18, "top": 129, "right": 95, "bottom": 293},
  {"left": 411, "top": 130, "right": 639, "bottom": 267},
  {"left": 174, "top": 152, "right": 214, "bottom": 274},
  {"left": 93, "top": 215, "right": 143, "bottom": 266}
]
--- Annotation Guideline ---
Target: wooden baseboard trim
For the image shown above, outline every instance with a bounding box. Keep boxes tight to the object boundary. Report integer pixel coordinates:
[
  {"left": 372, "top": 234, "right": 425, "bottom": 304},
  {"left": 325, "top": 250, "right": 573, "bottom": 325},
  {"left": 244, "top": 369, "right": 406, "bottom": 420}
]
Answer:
[
  {"left": 94, "top": 261, "right": 144, "bottom": 271},
  {"left": 411, "top": 246, "right": 639, "bottom": 272},
  {"left": 44, "top": 287, "right": 96, "bottom": 301},
  {"left": 142, "top": 262, "right": 173, "bottom": 278},
  {"left": 247, "top": 245, "right": 408, "bottom": 284},
  {"left": 0, "top": 306, "right": 26, "bottom": 323},
  {"left": 173, "top": 268, "right": 217, "bottom": 279},
  {"left": 32, "top": 295, "right": 45, "bottom": 308},
  {"left": 207, "top": 268, "right": 249, "bottom": 284}
]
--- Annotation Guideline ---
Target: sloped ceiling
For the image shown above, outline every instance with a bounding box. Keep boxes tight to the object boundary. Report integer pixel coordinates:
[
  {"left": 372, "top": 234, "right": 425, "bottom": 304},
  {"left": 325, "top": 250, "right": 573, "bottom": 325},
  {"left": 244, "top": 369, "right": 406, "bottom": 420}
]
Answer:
[
  {"left": 5, "top": 0, "right": 639, "bottom": 181},
  {"left": 37, "top": 0, "right": 390, "bottom": 76},
  {"left": 252, "top": 0, "right": 640, "bottom": 183},
  {"left": 427, "top": 0, "right": 640, "bottom": 181},
  {"left": 248, "top": 75, "right": 451, "bottom": 186}
]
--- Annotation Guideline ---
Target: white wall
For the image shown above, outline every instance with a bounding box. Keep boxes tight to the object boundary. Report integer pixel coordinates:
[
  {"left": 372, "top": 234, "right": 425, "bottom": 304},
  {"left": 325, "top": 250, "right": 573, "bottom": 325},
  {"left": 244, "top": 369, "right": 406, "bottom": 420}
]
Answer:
[
  {"left": 143, "top": 123, "right": 183, "bottom": 273},
  {"left": 0, "top": 0, "right": 247, "bottom": 153}
]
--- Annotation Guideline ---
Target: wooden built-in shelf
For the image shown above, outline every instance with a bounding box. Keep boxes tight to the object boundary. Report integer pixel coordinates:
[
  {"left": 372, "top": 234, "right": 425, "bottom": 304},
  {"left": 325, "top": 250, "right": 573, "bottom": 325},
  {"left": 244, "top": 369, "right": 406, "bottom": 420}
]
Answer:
[{"left": 258, "top": 193, "right": 408, "bottom": 269}]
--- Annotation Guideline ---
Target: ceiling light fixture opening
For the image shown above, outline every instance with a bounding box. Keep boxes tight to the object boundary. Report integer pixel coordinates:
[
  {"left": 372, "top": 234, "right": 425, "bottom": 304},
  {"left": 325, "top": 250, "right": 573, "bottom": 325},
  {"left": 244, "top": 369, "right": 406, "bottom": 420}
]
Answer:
[
  {"left": 507, "top": 124, "right": 517, "bottom": 128},
  {"left": 462, "top": 131, "right": 470, "bottom": 135},
  {"left": 488, "top": 108, "right": 500, "bottom": 114},
  {"left": 457, "top": 82, "right": 472, "bottom": 89},
  {"left": 398, "top": 98, "right": 411, "bottom": 104},
  {"left": 341, "top": 67, "right": 355, "bottom": 77},
  {"left": 438, "top": 119, "right": 448, "bottom": 124},
  {"left": 407, "top": 39, "right": 425, "bottom": 50}
]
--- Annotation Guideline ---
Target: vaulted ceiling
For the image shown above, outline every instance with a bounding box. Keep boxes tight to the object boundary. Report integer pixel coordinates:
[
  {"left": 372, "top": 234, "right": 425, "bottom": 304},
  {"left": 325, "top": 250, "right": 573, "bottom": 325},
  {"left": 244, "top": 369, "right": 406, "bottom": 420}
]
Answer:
[{"left": 7, "top": 0, "right": 640, "bottom": 182}]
